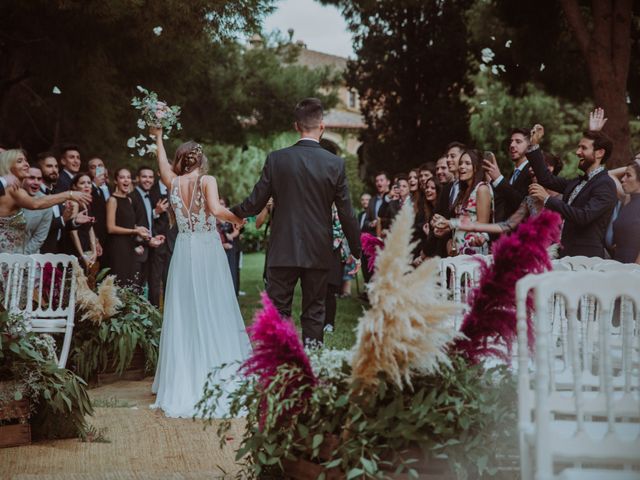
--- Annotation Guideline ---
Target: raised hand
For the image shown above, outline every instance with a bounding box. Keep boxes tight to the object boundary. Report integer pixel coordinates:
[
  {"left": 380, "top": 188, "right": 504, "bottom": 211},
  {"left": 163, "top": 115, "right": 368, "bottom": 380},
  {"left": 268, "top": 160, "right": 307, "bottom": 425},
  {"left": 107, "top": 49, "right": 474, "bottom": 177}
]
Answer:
[
  {"left": 588, "top": 108, "right": 607, "bottom": 131},
  {"left": 528, "top": 183, "right": 549, "bottom": 203},
  {"left": 530, "top": 124, "right": 544, "bottom": 146},
  {"left": 482, "top": 155, "right": 501, "bottom": 181},
  {"left": 154, "top": 198, "right": 169, "bottom": 215},
  {"left": 149, "top": 126, "right": 163, "bottom": 139},
  {"left": 74, "top": 210, "right": 94, "bottom": 225},
  {"left": 70, "top": 191, "right": 92, "bottom": 208}
]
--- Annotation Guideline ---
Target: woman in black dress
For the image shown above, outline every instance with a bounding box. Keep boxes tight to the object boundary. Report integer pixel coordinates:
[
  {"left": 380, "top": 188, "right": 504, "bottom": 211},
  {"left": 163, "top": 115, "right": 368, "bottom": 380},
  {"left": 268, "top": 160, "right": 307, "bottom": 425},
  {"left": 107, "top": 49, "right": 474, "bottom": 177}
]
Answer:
[
  {"left": 611, "top": 160, "right": 640, "bottom": 264},
  {"left": 66, "top": 172, "right": 98, "bottom": 272},
  {"left": 105, "top": 168, "right": 150, "bottom": 286}
]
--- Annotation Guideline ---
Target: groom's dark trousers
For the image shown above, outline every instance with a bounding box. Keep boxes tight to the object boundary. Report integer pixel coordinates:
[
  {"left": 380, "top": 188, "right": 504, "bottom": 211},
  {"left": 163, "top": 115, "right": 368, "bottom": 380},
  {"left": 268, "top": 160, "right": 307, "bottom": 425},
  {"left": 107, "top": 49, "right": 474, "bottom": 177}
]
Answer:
[{"left": 231, "top": 139, "right": 361, "bottom": 345}]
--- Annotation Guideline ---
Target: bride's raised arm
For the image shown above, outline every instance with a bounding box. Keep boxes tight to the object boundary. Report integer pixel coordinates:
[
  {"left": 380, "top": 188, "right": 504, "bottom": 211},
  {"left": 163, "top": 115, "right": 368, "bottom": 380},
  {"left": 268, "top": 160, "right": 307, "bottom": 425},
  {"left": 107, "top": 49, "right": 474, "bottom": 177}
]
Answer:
[
  {"left": 150, "top": 126, "right": 177, "bottom": 189},
  {"left": 201, "top": 176, "right": 243, "bottom": 225}
]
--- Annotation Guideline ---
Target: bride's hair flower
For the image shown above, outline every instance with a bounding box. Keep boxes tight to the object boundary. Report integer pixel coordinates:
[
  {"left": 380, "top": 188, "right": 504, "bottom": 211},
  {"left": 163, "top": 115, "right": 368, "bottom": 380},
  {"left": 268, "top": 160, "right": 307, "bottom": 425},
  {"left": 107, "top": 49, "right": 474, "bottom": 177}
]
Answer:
[{"left": 128, "top": 86, "right": 182, "bottom": 157}]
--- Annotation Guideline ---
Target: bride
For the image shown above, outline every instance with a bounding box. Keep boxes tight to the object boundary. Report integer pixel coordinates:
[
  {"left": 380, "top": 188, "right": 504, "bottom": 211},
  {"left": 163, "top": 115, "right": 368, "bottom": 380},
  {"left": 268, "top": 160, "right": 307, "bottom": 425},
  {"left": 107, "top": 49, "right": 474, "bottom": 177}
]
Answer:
[{"left": 149, "top": 127, "right": 251, "bottom": 418}]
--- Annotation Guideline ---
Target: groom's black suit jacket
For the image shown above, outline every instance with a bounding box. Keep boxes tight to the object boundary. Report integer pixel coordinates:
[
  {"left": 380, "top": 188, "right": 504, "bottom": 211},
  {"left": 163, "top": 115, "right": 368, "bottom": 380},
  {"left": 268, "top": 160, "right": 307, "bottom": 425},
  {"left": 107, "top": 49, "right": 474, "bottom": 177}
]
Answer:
[{"left": 231, "top": 139, "right": 361, "bottom": 269}]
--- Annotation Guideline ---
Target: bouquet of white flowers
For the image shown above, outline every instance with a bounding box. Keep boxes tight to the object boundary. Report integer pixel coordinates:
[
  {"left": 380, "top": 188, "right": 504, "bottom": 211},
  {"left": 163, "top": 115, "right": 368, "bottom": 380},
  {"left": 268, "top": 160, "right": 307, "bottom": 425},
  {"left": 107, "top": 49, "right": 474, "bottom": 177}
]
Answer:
[{"left": 128, "top": 86, "right": 182, "bottom": 156}]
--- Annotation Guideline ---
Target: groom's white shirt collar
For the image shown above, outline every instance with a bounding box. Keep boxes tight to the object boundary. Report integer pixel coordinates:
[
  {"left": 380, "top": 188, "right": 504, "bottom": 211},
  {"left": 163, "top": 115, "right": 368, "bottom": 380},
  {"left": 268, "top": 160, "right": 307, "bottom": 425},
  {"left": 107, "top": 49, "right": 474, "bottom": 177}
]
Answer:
[{"left": 299, "top": 137, "right": 320, "bottom": 143}]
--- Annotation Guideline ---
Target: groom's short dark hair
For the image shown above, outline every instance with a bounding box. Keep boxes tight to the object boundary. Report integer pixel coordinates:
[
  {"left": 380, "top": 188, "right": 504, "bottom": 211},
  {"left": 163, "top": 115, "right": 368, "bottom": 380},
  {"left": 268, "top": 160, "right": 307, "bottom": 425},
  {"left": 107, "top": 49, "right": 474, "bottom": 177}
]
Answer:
[{"left": 294, "top": 98, "right": 323, "bottom": 131}]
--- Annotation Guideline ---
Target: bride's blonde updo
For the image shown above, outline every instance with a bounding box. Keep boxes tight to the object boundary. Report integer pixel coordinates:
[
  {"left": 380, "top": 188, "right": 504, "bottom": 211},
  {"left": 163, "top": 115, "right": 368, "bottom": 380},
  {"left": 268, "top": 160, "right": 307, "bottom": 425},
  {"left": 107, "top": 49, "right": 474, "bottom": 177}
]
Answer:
[{"left": 173, "top": 141, "right": 207, "bottom": 175}]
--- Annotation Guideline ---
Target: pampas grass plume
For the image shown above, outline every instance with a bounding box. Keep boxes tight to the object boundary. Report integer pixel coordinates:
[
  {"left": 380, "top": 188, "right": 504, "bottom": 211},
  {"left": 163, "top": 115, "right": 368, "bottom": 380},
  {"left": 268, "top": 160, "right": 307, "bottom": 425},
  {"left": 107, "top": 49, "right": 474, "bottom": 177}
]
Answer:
[
  {"left": 97, "top": 275, "right": 122, "bottom": 320},
  {"left": 351, "top": 202, "right": 461, "bottom": 390}
]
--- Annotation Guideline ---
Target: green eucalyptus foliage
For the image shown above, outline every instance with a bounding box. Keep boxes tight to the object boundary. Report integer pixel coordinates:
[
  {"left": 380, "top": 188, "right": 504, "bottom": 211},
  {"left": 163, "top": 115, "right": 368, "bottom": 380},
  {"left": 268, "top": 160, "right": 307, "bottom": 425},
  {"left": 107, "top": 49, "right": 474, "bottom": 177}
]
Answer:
[
  {"left": 197, "top": 355, "right": 517, "bottom": 479},
  {"left": 0, "top": 311, "right": 93, "bottom": 440},
  {"left": 69, "top": 286, "right": 162, "bottom": 381}
]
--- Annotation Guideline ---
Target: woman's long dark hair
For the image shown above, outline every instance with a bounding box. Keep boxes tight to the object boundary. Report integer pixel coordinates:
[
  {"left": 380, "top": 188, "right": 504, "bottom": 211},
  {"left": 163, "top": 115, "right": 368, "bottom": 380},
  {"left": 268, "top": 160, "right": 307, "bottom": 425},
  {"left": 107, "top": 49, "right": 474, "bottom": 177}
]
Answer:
[
  {"left": 423, "top": 177, "right": 441, "bottom": 223},
  {"left": 452, "top": 149, "right": 484, "bottom": 213}
]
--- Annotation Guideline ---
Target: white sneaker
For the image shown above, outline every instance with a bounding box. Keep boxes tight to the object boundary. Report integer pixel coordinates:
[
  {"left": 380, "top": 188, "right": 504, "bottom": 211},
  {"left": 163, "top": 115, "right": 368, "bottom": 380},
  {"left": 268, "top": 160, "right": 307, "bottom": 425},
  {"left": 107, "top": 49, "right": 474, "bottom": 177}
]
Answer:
[
  {"left": 323, "top": 324, "right": 334, "bottom": 333},
  {"left": 238, "top": 291, "right": 246, "bottom": 296}
]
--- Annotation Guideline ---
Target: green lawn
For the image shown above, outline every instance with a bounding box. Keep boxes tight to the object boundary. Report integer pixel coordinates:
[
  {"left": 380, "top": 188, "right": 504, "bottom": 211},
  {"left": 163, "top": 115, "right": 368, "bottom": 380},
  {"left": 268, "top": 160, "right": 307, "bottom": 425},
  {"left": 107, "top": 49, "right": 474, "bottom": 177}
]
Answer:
[{"left": 238, "top": 252, "right": 366, "bottom": 349}]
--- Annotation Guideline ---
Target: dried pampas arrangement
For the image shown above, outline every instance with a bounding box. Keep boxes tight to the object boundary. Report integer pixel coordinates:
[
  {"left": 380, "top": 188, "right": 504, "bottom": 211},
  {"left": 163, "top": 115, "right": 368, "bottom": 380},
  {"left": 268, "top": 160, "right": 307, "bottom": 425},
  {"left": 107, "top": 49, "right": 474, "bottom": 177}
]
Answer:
[
  {"left": 75, "top": 271, "right": 122, "bottom": 324},
  {"left": 351, "top": 202, "right": 461, "bottom": 390}
]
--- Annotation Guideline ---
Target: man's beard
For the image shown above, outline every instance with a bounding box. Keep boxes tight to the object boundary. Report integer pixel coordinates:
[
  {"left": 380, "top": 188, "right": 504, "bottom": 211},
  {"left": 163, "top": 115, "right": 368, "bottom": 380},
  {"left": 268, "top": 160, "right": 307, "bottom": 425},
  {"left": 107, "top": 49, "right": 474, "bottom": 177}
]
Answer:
[
  {"left": 44, "top": 174, "right": 58, "bottom": 185},
  {"left": 578, "top": 156, "right": 595, "bottom": 173}
]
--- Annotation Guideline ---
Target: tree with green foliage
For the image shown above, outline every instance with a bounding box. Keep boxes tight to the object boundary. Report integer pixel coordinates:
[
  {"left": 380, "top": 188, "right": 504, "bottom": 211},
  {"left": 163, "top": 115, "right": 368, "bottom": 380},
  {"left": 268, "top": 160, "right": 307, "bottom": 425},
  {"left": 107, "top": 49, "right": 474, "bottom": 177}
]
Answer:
[
  {"left": 467, "top": 0, "right": 639, "bottom": 167},
  {"left": 0, "top": 1, "right": 336, "bottom": 163},
  {"left": 322, "top": 0, "right": 473, "bottom": 179}
]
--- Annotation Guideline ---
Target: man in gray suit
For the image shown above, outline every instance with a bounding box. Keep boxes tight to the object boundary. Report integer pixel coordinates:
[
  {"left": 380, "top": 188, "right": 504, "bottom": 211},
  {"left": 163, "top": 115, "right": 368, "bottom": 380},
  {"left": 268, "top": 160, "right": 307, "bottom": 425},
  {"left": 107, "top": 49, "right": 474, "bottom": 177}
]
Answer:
[
  {"left": 232, "top": 98, "right": 362, "bottom": 345},
  {"left": 23, "top": 166, "right": 53, "bottom": 254}
]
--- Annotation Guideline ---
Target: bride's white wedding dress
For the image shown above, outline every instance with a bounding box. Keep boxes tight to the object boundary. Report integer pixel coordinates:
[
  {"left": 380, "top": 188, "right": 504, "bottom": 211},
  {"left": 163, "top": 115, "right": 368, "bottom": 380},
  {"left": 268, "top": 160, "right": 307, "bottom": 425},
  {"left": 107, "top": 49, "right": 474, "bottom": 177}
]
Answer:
[{"left": 151, "top": 176, "right": 251, "bottom": 418}]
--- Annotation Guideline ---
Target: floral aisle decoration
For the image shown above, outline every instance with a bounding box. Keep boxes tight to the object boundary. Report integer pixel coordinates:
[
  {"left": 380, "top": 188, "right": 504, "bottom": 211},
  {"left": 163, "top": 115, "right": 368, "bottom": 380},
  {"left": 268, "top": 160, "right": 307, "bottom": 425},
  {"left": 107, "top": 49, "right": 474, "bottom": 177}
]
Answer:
[
  {"left": 352, "top": 204, "right": 461, "bottom": 390},
  {"left": 360, "top": 232, "right": 384, "bottom": 273},
  {"left": 453, "top": 210, "right": 562, "bottom": 363},
  {"left": 127, "top": 86, "right": 182, "bottom": 156},
  {"left": 0, "top": 310, "right": 93, "bottom": 440},
  {"left": 197, "top": 203, "right": 518, "bottom": 479},
  {"left": 69, "top": 270, "right": 162, "bottom": 381}
]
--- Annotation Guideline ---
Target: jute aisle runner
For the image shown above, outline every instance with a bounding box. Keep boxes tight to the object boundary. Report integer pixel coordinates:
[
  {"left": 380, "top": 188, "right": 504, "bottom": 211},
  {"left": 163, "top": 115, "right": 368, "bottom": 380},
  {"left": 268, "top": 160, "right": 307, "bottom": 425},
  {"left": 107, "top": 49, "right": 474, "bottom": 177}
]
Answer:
[{"left": 0, "top": 379, "right": 244, "bottom": 480}]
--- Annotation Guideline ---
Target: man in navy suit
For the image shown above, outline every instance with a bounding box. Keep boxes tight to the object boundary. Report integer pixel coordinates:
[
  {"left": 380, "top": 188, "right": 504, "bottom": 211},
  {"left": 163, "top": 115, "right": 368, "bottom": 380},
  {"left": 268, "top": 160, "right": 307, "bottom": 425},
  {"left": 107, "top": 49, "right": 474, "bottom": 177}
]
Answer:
[
  {"left": 54, "top": 144, "right": 82, "bottom": 193},
  {"left": 528, "top": 125, "right": 617, "bottom": 258},
  {"left": 483, "top": 128, "right": 534, "bottom": 222}
]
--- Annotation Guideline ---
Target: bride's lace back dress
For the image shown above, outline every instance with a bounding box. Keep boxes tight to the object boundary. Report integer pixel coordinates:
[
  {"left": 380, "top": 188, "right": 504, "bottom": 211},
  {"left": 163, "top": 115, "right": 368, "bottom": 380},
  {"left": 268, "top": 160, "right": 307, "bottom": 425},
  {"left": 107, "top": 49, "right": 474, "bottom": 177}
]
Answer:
[{"left": 151, "top": 176, "right": 251, "bottom": 418}]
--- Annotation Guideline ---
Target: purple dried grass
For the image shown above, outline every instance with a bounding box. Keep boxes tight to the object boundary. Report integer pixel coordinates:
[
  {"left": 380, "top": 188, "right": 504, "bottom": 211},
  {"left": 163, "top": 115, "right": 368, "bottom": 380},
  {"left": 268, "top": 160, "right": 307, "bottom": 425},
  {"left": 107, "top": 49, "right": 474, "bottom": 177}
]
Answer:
[
  {"left": 454, "top": 210, "right": 562, "bottom": 363},
  {"left": 361, "top": 233, "right": 384, "bottom": 273}
]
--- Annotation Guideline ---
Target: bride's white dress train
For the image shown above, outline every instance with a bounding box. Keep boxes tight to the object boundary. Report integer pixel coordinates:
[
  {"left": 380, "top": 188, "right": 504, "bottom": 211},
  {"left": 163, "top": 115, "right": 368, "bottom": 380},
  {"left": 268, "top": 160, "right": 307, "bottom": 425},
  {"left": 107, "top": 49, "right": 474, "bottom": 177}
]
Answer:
[{"left": 151, "top": 176, "right": 251, "bottom": 418}]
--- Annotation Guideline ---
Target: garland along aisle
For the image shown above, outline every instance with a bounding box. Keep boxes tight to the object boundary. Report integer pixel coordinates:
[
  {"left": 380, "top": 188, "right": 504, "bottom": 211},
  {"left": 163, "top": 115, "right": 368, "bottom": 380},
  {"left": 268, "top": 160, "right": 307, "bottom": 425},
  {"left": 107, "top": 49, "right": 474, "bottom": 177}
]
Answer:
[
  {"left": 0, "top": 311, "right": 93, "bottom": 440},
  {"left": 69, "top": 270, "right": 162, "bottom": 381}
]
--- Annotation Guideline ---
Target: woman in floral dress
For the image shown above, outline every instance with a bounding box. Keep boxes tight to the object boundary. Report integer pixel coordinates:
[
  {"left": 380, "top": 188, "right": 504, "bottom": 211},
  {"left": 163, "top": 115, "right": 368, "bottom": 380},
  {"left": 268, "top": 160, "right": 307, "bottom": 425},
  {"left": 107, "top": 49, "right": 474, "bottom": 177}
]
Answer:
[{"left": 433, "top": 149, "right": 493, "bottom": 255}]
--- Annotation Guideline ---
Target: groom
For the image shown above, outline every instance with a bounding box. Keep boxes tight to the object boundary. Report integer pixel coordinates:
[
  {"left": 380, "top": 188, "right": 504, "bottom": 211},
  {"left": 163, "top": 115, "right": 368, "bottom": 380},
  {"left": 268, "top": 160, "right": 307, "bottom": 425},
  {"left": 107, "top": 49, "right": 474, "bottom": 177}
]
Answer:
[{"left": 231, "top": 98, "right": 362, "bottom": 345}]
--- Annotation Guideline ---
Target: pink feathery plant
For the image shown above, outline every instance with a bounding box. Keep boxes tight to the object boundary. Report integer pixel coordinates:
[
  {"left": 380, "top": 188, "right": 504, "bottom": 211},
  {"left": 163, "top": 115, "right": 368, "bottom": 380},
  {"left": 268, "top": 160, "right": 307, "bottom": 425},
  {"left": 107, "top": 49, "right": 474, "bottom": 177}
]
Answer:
[
  {"left": 453, "top": 210, "right": 562, "bottom": 363},
  {"left": 361, "top": 233, "right": 384, "bottom": 273},
  {"left": 241, "top": 293, "right": 317, "bottom": 427}
]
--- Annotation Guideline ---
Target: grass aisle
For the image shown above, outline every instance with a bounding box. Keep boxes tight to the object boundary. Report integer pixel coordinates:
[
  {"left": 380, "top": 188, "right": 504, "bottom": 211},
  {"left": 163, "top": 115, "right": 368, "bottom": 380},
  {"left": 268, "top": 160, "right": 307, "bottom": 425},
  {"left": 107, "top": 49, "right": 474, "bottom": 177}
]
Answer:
[{"left": 237, "top": 252, "right": 366, "bottom": 349}]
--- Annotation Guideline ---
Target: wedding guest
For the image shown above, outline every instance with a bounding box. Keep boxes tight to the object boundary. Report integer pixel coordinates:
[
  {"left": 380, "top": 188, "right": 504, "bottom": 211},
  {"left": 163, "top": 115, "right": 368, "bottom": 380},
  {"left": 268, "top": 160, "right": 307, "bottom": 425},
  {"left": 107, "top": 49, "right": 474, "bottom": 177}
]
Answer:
[
  {"left": 0, "top": 149, "right": 90, "bottom": 253},
  {"left": 435, "top": 156, "right": 453, "bottom": 185},
  {"left": 130, "top": 166, "right": 166, "bottom": 305},
  {"left": 528, "top": 126, "right": 617, "bottom": 258},
  {"left": 357, "top": 193, "right": 371, "bottom": 230},
  {"left": 362, "top": 171, "right": 390, "bottom": 283},
  {"left": 37, "top": 152, "right": 68, "bottom": 253},
  {"left": 22, "top": 166, "right": 53, "bottom": 254},
  {"left": 418, "top": 162, "right": 435, "bottom": 190},
  {"left": 377, "top": 175, "right": 409, "bottom": 237},
  {"left": 54, "top": 144, "right": 81, "bottom": 193},
  {"left": 433, "top": 150, "right": 493, "bottom": 255},
  {"left": 325, "top": 205, "right": 355, "bottom": 332},
  {"left": 432, "top": 142, "right": 466, "bottom": 257},
  {"left": 483, "top": 129, "right": 533, "bottom": 222},
  {"left": 88, "top": 157, "right": 109, "bottom": 263},
  {"left": 414, "top": 177, "right": 442, "bottom": 265},
  {"left": 0, "top": 172, "right": 19, "bottom": 197},
  {"left": 608, "top": 160, "right": 640, "bottom": 263},
  {"left": 106, "top": 168, "right": 150, "bottom": 287},
  {"left": 66, "top": 173, "right": 98, "bottom": 272},
  {"left": 150, "top": 172, "right": 174, "bottom": 301}
]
